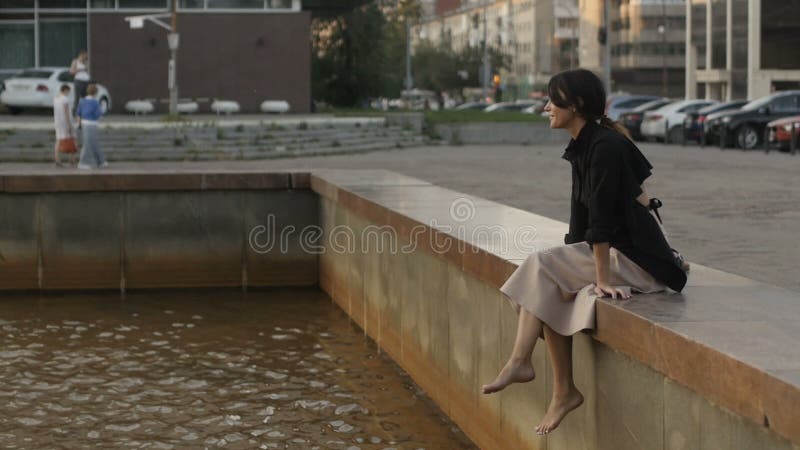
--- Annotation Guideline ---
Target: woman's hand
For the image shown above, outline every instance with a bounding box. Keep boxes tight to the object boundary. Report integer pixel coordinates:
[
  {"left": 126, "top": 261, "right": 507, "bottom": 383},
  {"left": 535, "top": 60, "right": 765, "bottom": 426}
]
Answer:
[{"left": 594, "top": 283, "right": 632, "bottom": 300}]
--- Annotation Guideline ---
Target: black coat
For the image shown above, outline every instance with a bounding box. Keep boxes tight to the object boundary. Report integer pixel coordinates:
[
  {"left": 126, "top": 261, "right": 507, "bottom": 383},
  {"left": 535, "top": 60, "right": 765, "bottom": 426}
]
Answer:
[{"left": 562, "top": 121, "right": 687, "bottom": 292}]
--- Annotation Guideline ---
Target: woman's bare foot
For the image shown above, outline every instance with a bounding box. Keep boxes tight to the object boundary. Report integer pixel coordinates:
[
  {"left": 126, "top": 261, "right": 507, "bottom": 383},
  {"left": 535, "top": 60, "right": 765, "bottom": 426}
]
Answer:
[
  {"left": 535, "top": 387, "right": 584, "bottom": 434},
  {"left": 481, "top": 359, "right": 535, "bottom": 394}
]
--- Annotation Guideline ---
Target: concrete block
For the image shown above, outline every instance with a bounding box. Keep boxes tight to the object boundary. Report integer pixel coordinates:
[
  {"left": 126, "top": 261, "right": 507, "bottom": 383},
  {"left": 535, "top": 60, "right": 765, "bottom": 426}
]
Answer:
[
  {"left": 124, "top": 191, "right": 242, "bottom": 288},
  {"left": 243, "top": 190, "right": 318, "bottom": 287},
  {"left": 497, "top": 300, "right": 548, "bottom": 450},
  {"left": 39, "top": 192, "right": 121, "bottom": 290},
  {"left": 0, "top": 194, "right": 39, "bottom": 289},
  {"left": 596, "top": 344, "right": 664, "bottom": 450},
  {"left": 446, "top": 263, "right": 478, "bottom": 414},
  {"left": 664, "top": 378, "right": 702, "bottom": 450}
]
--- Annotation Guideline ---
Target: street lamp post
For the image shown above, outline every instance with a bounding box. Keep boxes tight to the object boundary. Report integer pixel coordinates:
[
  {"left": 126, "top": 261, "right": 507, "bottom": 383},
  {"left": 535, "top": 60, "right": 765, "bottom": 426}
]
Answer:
[
  {"left": 659, "top": 0, "right": 668, "bottom": 97},
  {"left": 405, "top": 20, "right": 413, "bottom": 92},
  {"left": 481, "top": 0, "right": 490, "bottom": 101},
  {"left": 125, "top": 2, "right": 179, "bottom": 115}
]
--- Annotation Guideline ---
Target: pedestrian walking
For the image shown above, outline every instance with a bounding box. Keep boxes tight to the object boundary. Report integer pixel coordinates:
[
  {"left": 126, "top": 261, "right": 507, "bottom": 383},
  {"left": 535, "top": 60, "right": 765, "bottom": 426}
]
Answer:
[
  {"left": 53, "top": 84, "right": 77, "bottom": 167},
  {"left": 75, "top": 84, "right": 108, "bottom": 170},
  {"left": 70, "top": 50, "right": 91, "bottom": 116},
  {"left": 481, "top": 69, "right": 688, "bottom": 435}
]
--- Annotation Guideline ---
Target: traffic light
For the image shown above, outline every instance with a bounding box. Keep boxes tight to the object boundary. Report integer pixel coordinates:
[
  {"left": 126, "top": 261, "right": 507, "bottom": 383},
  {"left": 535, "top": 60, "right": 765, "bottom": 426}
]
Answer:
[{"left": 598, "top": 27, "right": 607, "bottom": 45}]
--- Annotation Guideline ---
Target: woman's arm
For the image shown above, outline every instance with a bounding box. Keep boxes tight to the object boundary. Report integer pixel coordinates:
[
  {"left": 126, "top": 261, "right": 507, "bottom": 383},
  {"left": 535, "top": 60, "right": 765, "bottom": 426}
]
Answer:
[
  {"left": 592, "top": 243, "right": 630, "bottom": 299},
  {"left": 69, "top": 59, "right": 77, "bottom": 75}
]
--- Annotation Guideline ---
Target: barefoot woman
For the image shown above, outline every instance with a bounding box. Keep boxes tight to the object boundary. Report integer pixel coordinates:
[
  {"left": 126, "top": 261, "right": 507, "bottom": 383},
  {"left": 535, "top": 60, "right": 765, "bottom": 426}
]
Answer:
[{"left": 482, "top": 69, "right": 687, "bottom": 435}]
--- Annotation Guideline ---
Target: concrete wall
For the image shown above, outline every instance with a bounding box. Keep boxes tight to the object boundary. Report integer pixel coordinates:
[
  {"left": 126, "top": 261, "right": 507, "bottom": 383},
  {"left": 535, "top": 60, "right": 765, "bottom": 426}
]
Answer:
[
  {"left": 313, "top": 171, "right": 800, "bottom": 450},
  {"left": 433, "top": 121, "right": 567, "bottom": 145},
  {"left": 0, "top": 172, "right": 317, "bottom": 290}
]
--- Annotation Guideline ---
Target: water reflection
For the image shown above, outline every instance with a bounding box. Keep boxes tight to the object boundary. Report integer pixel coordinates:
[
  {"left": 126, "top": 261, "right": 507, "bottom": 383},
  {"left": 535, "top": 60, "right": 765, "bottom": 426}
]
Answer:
[{"left": 0, "top": 288, "right": 475, "bottom": 449}]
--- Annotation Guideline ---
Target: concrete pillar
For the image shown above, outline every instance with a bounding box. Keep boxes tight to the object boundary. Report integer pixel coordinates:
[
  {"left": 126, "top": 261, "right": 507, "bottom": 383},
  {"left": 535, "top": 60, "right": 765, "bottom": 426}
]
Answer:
[
  {"left": 578, "top": 0, "right": 603, "bottom": 75},
  {"left": 705, "top": 0, "right": 712, "bottom": 70},
  {"left": 725, "top": 0, "right": 733, "bottom": 100},
  {"left": 747, "top": 0, "right": 761, "bottom": 99},
  {"left": 685, "top": 0, "right": 697, "bottom": 99}
]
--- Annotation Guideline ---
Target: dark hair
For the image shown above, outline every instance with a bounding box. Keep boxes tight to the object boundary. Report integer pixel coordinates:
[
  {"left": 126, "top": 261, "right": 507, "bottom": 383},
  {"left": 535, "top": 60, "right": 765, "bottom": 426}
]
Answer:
[
  {"left": 86, "top": 84, "right": 98, "bottom": 96},
  {"left": 548, "top": 68, "right": 631, "bottom": 139},
  {"left": 60, "top": 84, "right": 70, "bottom": 93}
]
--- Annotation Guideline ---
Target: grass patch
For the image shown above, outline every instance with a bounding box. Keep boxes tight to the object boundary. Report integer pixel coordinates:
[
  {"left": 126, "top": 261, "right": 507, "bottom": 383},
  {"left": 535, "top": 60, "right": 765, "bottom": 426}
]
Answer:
[
  {"left": 216, "top": 128, "right": 225, "bottom": 140},
  {"left": 161, "top": 114, "right": 187, "bottom": 123},
  {"left": 297, "top": 122, "right": 308, "bottom": 130},
  {"left": 235, "top": 124, "right": 245, "bottom": 133}
]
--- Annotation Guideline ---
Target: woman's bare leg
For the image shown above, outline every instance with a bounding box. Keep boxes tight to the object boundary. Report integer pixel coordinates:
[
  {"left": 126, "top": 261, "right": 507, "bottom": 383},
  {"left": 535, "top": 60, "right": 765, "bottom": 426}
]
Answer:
[
  {"left": 54, "top": 142, "right": 62, "bottom": 166},
  {"left": 535, "top": 324, "right": 584, "bottom": 434},
  {"left": 481, "top": 308, "right": 541, "bottom": 394}
]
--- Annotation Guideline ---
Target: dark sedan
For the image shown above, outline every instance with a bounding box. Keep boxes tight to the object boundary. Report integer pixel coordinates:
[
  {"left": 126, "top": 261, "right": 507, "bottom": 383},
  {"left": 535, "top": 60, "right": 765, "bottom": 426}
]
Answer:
[
  {"left": 683, "top": 100, "right": 747, "bottom": 146},
  {"left": 618, "top": 98, "right": 672, "bottom": 141},
  {"left": 706, "top": 90, "right": 800, "bottom": 150}
]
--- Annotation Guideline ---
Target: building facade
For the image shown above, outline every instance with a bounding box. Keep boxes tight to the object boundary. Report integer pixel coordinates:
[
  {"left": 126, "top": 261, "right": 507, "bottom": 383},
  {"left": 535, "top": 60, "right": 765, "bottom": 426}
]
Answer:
[
  {"left": 576, "top": 0, "right": 686, "bottom": 97},
  {"left": 685, "top": 0, "right": 800, "bottom": 100},
  {"left": 0, "top": 0, "right": 312, "bottom": 113},
  {"left": 411, "top": 0, "right": 578, "bottom": 99}
]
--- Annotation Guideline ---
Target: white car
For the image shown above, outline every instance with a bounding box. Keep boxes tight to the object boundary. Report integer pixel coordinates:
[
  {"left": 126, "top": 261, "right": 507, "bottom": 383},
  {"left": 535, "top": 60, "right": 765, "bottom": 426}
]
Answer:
[
  {"left": 0, "top": 67, "right": 112, "bottom": 115},
  {"left": 640, "top": 99, "right": 717, "bottom": 142}
]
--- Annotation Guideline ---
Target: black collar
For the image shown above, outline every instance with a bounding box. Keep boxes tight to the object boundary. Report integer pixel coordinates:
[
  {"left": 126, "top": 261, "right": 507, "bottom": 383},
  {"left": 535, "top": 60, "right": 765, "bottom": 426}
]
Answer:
[{"left": 561, "top": 121, "right": 598, "bottom": 163}]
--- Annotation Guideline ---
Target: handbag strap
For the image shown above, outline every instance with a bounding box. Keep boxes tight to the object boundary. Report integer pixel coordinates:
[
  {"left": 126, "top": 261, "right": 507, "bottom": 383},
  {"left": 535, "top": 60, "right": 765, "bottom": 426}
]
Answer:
[{"left": 648, "top": 197, "right": 663, "bottom": 224}]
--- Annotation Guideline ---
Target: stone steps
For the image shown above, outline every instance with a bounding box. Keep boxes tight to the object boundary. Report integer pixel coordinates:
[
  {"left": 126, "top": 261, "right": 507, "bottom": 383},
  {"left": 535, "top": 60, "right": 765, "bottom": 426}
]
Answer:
[{"left": 0, "top": 124, "right": 427, "bottom": 162}]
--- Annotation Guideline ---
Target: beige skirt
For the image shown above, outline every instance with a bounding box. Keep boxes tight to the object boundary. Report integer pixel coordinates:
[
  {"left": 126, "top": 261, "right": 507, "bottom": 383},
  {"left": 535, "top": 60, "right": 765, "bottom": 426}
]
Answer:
[{"left": 500, "top": 242, "right": 666, "bottom": 336}]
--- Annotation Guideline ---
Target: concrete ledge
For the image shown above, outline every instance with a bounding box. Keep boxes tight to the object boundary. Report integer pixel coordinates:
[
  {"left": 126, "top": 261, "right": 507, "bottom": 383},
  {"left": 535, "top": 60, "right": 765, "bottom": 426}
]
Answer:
[
  {"left": 310, "top": 169, "right": 800, "bottom": 448},
  {"left": 432, "top": 122, "right": 566, "bottom": 145}
]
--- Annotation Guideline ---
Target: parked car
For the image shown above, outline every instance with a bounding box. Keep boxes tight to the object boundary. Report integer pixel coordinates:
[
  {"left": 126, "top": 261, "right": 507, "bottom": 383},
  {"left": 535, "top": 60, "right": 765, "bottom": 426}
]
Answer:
[
  {"left": 0, "top": 67, "right": 112, "bottom": 114},
  {"left": 640, "top": 99, "right": 717, "bottom": 143},
  {"left": 483, "top": 100, "right": 537, "bottom": 113},
  {"left": 618, "top": 98, "right": 673, "bottom": 141},
  {"left": 708, "top": 90, "right": 800, "bottom": 149},
  {"left": 454, "top": 101, "right": 489, "bottom": 111},
  {"left": 683, "top": 100, "right": 748, "bottom": 145},
  {"left": 521, "top": 97, "right": 549, "bottom": 115},
  {"left": 606, "top": 94, "right": 662, "bottom": 120},
  {"left": 765, "top": 115, "right": 800, "bottom": 154}
]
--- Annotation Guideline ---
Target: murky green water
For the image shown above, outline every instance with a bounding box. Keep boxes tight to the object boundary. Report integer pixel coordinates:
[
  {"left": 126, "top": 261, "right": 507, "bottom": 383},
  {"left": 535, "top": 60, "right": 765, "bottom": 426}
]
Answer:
[{"left": 0, "top": 288, "right": 476, "bottom": 449}]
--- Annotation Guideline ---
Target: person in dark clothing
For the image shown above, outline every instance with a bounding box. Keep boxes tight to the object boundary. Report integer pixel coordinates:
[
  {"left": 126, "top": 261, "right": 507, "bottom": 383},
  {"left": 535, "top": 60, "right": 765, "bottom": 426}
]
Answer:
[{"left": 481, "top": 69, "right": 687, "bottom": 435}]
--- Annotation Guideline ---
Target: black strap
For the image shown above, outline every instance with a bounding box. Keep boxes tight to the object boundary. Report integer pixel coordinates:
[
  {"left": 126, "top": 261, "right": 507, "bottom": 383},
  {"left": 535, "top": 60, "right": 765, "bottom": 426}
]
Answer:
[{"left": 648, "top": 197, "right": 663, "bottom": 224}]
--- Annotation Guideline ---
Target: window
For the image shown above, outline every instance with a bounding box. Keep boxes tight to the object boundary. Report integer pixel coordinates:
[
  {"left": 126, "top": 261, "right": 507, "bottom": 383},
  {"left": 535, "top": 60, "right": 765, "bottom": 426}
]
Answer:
[
  {"left": 40, "top": 0, "right": 87, "bottom": 7},
  {"left": 118, "top": 0, "right": 168, "bottom": 7},
  {"left": 0, "top": 0, "right": 34, "bottom": 8},
  {"left": 39, "top": 19, "right": 87, "bottom": 67},
  {"left": 207, "top": 0, "right": 265, "bottom": 7},
  {"left": 58, "top": 71, "right": 75, "bottom": 82},
  {"left": 771, "top": 95, "right": 800, "bottom": 113},
  {"left": 0, "top": 23, "right": 35, "bottom": 71}
]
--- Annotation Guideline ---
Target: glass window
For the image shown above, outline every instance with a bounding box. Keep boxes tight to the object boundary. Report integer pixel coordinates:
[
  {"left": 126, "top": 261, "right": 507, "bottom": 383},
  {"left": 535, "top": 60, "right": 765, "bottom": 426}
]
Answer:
[
  {"left": 14, "top": 69, "right": 54, "bottom": 78},
  {"left": 58, "top": 71, "right": 74, "bottom": 82},
  {"left": 91, "top": 0, "right": 115, "bottom": 7},
  {"left": 39, "top": 20, "right": 87, "bottom": 67},
  {"left": 0, "top": 0, "right": 34, "bottom": 8},
  {"left": 761, "top": 0, "right": 800, "bottom": 70},
  {"left": 0, "top": 23, "right": 35, "bottom": 70},
  {"left": 770, "top": 95, "right": 799, "bottom": 113},
  {"left": 40, "top": 0, "right": 87, "bottom": 7},
  {"left": 180, "top": 0, "right": 204, "bottom": 7},
  {"left": 207, "top": 0, "right": 265, "bottom": 8},
  {"left": 269, "top": 0, "right": 292, "bottom": 8},
  {"left": 118, "top": 0, "right": 168, "bottom": 8}
]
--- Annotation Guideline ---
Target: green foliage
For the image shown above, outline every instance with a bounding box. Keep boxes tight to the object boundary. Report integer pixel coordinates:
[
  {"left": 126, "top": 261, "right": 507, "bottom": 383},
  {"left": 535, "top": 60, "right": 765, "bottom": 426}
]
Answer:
[
  {"left": 312, "top": 0, "right": 421, "bottom": 107},
  {"left": 411, "top": 40, "right": 511, "bottom": 94}
]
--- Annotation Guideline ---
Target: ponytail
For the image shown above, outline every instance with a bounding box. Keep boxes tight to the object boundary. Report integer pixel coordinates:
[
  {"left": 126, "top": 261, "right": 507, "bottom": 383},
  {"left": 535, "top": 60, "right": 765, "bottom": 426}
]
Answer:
[{"left": 598, "top": 115, "right": 633, "bottom": 141}]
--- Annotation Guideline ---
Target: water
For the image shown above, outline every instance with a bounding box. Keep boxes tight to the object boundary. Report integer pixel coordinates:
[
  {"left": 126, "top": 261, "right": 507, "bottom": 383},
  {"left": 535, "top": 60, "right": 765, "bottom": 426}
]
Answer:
[{"left": 0, "top": 288, "right": 476, "bottom": 449}]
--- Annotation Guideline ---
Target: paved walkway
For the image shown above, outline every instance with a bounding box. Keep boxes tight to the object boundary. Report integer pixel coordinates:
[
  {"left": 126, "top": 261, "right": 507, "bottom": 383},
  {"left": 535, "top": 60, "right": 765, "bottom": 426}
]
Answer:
[{"left": 4, "top": 141, "right": 798, "bottom": 292}]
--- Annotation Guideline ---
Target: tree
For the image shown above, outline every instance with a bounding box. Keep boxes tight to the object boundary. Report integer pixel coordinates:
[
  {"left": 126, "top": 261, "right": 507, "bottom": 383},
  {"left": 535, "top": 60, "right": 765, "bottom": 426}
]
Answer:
[{"left": 311, "top": 0, "right": 422, "bottom": 107}]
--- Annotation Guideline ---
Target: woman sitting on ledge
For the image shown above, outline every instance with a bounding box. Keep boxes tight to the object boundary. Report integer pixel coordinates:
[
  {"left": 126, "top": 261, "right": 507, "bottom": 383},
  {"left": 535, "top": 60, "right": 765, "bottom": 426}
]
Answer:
[{"left": 482, "top": 69, "right": 687, "bottom": 435}]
